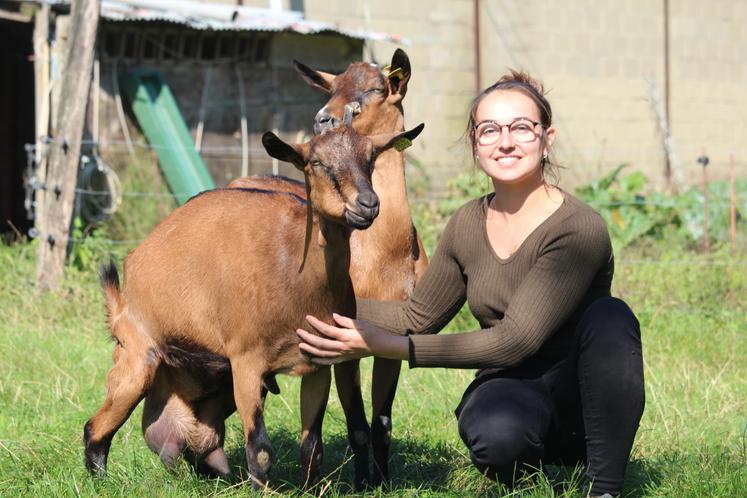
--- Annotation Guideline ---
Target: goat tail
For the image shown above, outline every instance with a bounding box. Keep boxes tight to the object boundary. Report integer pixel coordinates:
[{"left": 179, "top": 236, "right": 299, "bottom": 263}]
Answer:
[{"left": 99, "top": 260, "right": 124, "bottom": 331}]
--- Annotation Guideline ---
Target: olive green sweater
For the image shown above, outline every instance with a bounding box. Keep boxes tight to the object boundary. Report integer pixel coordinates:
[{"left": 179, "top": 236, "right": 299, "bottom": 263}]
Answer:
[{"left": 357, "top": 192, "right": 614, "bottom": 370}]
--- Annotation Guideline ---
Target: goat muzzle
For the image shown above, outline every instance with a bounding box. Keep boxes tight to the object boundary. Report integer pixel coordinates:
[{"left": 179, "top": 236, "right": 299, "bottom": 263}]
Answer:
[
  {"left": 314, "top": 110, "right": 337, "bottom": 135},
  {"left": 345, "top": 191, "right": 379, "bottom": 229}
]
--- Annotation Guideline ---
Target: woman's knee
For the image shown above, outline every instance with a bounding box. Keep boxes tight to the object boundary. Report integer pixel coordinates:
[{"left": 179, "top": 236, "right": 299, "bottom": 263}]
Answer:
[
  {"left": 578, "top": 297, "right": 641, "bottom": 349},
  {"left": 458, "top": 405, "right": 544, "bottom": 472}
]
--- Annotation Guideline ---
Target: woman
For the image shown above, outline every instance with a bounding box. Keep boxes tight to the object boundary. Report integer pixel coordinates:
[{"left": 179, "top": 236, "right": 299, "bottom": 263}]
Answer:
[{"left": 296, "top": 71, "right": 644, "bottom": 497}]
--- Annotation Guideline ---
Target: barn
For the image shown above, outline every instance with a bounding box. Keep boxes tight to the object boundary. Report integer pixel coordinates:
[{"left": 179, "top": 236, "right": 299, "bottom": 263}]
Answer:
[{"left": 0, "top": 0, "right": 405, "bottom": 237}]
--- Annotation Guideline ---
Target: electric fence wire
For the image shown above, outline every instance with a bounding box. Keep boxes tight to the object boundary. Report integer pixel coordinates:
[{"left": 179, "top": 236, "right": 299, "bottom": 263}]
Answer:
[
  {"left": 25, "top": 140, "right": 747, "bottom": 206},
  {"left": 23, "top": 137, "right": 745, "bottom": 257}
]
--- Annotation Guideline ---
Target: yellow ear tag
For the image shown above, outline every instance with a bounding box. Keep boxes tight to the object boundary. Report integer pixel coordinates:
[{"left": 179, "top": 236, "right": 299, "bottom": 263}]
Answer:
[
  {"left": 393, "top": 137, "right": 412, "bottom": 152},
  {"left": 387, "top": 67, "right": 403, "bottom": 79}
]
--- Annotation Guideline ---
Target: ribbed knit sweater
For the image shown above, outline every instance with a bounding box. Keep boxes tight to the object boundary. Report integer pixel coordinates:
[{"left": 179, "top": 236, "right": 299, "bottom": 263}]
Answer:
[{"left": 357, "top": 191, "right": 614, "bottom": 370}]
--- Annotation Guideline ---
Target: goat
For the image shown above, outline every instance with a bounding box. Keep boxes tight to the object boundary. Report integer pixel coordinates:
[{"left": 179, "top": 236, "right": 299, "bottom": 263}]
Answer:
[
  {"left": 83, "top": 109, "right": 424, "bottom": 489},
  {"left": 235, "top": 49, "right": 429, "bottom": 488},
  {"left": 140, "top": 49, "right": 427, "bottom": 489}
]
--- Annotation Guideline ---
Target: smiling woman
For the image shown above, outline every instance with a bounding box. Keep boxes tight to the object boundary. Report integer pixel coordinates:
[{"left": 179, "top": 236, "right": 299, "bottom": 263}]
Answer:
[{"left": 297, "top": 71, "right": 645, "bottom": 497}]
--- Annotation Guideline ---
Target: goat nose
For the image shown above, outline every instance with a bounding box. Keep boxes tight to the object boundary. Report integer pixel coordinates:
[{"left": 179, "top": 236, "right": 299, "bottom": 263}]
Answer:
[
  {"left": 314, "top": 110, "right": 338, "bottom": 135},
  {"left": 356, "top": 191, "right": 379, "bottom": 217}
]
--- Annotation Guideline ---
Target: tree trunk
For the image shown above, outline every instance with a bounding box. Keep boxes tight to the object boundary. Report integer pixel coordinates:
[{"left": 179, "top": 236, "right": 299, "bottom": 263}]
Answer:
[{"left": 35, "top": 0, "right": 99, "bottom": 292}]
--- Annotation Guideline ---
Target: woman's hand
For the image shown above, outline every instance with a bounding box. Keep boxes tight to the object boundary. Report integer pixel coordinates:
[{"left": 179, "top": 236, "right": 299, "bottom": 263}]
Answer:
[{"left": 297, "top": 313, "right": 409, "bottom": 365}]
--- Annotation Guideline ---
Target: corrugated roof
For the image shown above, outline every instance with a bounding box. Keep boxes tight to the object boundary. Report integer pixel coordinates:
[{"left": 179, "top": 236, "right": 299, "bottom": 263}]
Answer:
[{"left": 42, "top": 0, "right": 409, "bottom": 44}]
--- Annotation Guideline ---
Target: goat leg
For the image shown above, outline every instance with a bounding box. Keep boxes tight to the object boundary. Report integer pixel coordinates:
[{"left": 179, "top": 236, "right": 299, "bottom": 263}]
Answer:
[
  {"left": 232, "top": 359, "right": 272, "bottom": 490},
  {"left": 370, "top": 357, "right": 402, "bottom": 486},
  {"left": 334, "top": 360, "right": 372, "bottom": 490},
  {"left": 299, "top": 367, "right": 331, "bottom": 488},
  {"left": 84, "top": 325, "right": 160, "bottom": 475}
]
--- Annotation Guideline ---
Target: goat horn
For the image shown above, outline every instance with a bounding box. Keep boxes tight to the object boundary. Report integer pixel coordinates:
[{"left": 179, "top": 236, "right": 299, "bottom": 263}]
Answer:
[{"left": 343, "top": 102, "right": 361, "bottom": 126}]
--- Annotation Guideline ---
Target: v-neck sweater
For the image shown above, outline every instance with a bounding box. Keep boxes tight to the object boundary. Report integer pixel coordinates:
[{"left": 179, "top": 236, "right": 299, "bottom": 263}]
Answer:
[{"left": 356, "top": 191, "right": 614, "bottom": 370}]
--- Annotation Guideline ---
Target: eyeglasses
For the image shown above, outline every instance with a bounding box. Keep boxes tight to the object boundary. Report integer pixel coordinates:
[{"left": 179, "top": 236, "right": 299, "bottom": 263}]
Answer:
[{"left": 474, "top": 118, "right": 543, "bottom": 146}]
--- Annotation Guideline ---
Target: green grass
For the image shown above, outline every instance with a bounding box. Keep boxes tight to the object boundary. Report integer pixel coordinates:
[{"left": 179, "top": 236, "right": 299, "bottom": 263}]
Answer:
[{"left": 1, "top": 228, "right": 746, "bottom": 496}]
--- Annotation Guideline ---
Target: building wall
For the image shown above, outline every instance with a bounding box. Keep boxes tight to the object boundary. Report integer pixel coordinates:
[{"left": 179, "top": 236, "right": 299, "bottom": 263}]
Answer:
[
  {"left": 477, "top": 0, "right": 747, "bottom": 191},
  {"left": 241, "top": 0, "right": 746, "bottom": 194},
  {"left": 91, "top": 22, "right": 363, "bottom": 184}
]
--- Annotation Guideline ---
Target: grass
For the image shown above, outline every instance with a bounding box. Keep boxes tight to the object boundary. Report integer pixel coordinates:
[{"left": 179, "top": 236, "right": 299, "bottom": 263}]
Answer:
[{"left": 1, "top": 212, "right": 746, "bottom": 496}]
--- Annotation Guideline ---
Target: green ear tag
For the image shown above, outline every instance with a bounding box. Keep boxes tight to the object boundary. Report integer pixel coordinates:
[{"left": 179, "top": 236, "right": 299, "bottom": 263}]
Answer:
[
  {"left": 393, "top": 137, "right": 412, "bottom": 152},
  {"left": 387, "top": 67, "right": 404, "bottom": 79}
]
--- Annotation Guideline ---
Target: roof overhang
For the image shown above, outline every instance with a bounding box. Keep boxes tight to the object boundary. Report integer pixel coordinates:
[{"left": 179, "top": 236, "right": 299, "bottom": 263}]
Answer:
[{"left": 38, "top": 0, "right": 409, "bottom": 44}]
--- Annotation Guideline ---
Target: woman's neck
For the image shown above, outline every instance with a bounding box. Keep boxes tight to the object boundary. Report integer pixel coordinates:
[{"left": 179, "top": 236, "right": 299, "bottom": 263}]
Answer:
[{"left": 489, "top": 176, "right": 561, "bottom": 218}]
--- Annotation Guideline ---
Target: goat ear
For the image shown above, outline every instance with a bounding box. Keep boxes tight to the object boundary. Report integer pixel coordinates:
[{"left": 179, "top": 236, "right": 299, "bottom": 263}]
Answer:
[
  {"left": 262, "top": 132, "right": 309, "bottom": 170},
  {"left": 370, "top": 123, "right": 424, "bottom": 153},
  {"left": 293, "top": 60, "right": 335, "bottom": 93},
  {"left": 386, "top": 48, "right": 411, "bottom": 102}
]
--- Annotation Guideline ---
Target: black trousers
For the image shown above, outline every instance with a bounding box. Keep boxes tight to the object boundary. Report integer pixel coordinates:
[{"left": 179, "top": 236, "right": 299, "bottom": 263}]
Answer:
[{"left": 455, "top": 297, "right": 644, "bottom": 496}]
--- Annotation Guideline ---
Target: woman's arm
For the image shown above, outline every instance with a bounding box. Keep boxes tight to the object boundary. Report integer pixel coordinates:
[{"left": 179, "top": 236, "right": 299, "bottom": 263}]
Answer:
[
  {"left": 296, "top": 204, "right": 474, "bottom": 365},
  {"left": 407, "top": 212, "right": 612, "bottom": 369},
  {"left": 347, "top": 205, "right": 471, "bottom": 336},
  {"left": 299, "top": 210, "right": 611, "bottom": 369},
  {"left": 296, "top": 314, "right": 409, "bottom": 365}
]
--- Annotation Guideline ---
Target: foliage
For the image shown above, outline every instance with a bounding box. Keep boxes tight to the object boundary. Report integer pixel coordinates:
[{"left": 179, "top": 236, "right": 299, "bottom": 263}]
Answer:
[
  {"left": 575, "top": 164, "right": 746, "bottom": 252},
  {"left": 437, "top": 168, "right": 492, "bottom": 219},
  {"left": 99, "top": 148, "right": 177, "bottom": 245},
  {"left": 68, "top": 217, "right": 118, "bottom": 273}
]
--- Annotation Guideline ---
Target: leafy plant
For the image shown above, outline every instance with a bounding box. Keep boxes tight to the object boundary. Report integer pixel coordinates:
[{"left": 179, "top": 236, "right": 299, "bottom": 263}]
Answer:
[
  {"left": 68, "top": 217, "right": 114, "bottom": 272},
  {"left": 575, "top": 165, "right": 745, "bottom": 252}
]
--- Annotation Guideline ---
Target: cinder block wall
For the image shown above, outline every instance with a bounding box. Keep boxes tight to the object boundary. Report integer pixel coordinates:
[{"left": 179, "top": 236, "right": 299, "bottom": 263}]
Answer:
[
  {"left": 477, "top": 0, "right": 747, "bottom": 191},
  {"left": 303, "top": 0, "right": 477, "bottom": 197},
  {"left": 194, "top": 0, "right": 747, "bottom": 194}
]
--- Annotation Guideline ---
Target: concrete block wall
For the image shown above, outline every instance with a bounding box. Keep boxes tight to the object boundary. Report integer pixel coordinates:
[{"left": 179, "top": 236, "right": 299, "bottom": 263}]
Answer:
[
  {"left": 302, "top": 0, "right": 479, "bottom": 197},
  {"left": 478, "top": 0, "right": 746, "bottom": 191},
  {"left": 140, "top": 0, "right": 747, "bottom": 194}
]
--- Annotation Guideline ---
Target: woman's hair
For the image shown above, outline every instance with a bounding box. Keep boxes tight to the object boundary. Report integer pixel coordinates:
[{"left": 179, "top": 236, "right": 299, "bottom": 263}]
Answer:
[{"left": 466, "top": 70, "right": 559, "bottom": 182}]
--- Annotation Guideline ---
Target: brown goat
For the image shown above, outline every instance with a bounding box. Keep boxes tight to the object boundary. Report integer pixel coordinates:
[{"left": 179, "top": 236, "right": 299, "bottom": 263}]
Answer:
[
  {"left": 237, "top": 49, "right": 429, "bottom": 488},
  {"left": 140, "top": 50, "right": 427, "bottom": 489},
  {"left": 153, "top": 49, "right": 427, "bottom": 489},
  {"left": 83, "top": 117, "right": 424, "bottom": 489}
]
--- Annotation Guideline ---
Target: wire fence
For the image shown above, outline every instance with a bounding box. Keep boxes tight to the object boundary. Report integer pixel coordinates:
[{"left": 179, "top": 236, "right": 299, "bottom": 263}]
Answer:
[
  {"left": 23, "top": 139, "right": 746, "bottom": 260},
  {"left": 20, "top": 140, "right": 747, "bottom": 320}
]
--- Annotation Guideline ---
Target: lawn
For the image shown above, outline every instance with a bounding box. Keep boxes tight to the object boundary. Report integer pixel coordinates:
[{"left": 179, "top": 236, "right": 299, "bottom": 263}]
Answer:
[{"left": 1, "top": 208, "right": 746, "bottom": 496}]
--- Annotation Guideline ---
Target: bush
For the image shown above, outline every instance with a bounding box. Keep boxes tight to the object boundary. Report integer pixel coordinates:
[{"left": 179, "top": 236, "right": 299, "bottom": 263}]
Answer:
[{"left": 575, "top": 165, "right": 745, "bottom": 252}]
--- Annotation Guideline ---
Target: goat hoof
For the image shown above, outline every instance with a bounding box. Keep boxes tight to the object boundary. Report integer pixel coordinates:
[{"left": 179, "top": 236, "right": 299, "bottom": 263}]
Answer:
[
  {"left": 249, "top": 473, "right": 268, "bottom": 491},
  {"left": 354, "top": 475, "right": 373, "bottom": 493},
  {"left": 83, "top": 421, "right": 111, "bottom": 476}
]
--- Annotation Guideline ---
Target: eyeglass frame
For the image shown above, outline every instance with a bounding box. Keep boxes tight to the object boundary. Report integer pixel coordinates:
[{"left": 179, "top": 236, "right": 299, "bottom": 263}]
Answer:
[{"left": 473, "top": 118, "right": 546, "bottom": 146}]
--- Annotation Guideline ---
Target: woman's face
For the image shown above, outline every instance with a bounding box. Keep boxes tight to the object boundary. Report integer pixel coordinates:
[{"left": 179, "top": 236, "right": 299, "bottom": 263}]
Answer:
[{"left": 474, "top": 89, "right": 555, "bottom": 186}]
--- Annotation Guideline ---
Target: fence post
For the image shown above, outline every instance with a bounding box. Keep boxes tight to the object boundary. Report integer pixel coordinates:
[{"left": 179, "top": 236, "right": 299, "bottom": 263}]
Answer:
[
  {"left": 697, "top": 150, "right": 709, "bottom": 254},
  {"left": 729, "top": 154, "right": 736, "bottom": 256},
  {"left": 35, "top": 0, "right": 100, "bottom": 292}
]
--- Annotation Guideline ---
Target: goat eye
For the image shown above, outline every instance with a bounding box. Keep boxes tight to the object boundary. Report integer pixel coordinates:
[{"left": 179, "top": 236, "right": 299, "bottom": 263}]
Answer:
[
  {"left": 310, "top": 160, "right": 323, "bottom": 167},
  {"left": 362, "top": 88, "right": 385, "bottom": 98}
]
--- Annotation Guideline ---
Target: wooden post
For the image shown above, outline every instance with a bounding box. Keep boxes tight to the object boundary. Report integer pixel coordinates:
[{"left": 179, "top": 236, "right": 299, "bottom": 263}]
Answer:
[
  {"left": 729, "top": 154, "right": 736, "bottom": 256},
  {"left": 697, "top": 150, "right": 710, "bottom": 254},
  {"left": 33, "top": 4, "right": 50, "bottom": 237},
  {"left": 36, "top": 0, "right": 99, "bottom": 291}
]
